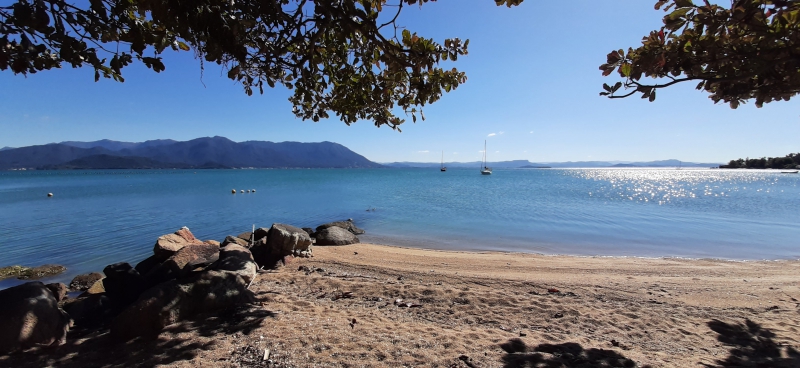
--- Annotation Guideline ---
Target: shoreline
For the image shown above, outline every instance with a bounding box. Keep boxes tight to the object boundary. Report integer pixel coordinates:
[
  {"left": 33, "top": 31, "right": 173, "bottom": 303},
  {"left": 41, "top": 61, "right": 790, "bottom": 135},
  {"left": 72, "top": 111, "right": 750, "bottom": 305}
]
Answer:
[{"left": 3, "top": 241, "right": 799, "bottom": 367}]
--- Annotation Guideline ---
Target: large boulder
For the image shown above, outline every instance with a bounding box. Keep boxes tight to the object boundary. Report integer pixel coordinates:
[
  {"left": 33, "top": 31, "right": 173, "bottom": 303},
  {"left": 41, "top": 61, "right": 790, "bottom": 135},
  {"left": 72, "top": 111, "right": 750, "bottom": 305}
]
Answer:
[
  {"left": 315, "top": 220, "right": 365, "bottom": 235},
  {"left": 144, "top": 244, "right": 220, "bottom": 287},
  {"left": 62, "top": 294, "right": 114, "bottom": 325},
  {"left": 0, "top": 282, "right": 71, "bottom": 353},
  {"left": 302, "top": 227, "right": 316, "bottom": 238},
  {"left": 69, "top": 272, "right": 104, "bottom": 291},
  {"left": 102, "top": 262, "right": 147, "bottom": 306},
  {"left": 315, "top": 226, "right": 360, "bottom": 246},
  {"left": 110, "top": 270, "right": 255, "bottom": 342},
  {"left": 253, "top": 227, "right": 270, "bottom": 242},
  {"left": 222, "top": 235, "right": 249, "bottom": 248},
  {"left": 46, "top": 283, "right": 68, "bottom": 302},
  {"left": 134, "top": 254, "right": 163, "bottom": 276},
  {"left": 251, "top": 224, "right": 312, "bottom": 269},
  {"left": 210, "top": 245, "right": 258, "bottom": 284},
  {"left": 153, "top": 227, "right": 205, "bottom": 260}
]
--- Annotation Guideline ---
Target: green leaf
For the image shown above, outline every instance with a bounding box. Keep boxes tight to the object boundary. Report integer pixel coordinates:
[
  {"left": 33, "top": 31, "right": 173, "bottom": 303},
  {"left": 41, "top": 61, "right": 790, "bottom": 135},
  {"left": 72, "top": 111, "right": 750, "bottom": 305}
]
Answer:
[{"left": 620, "top": 64, "right": 632, "bottom": 77}]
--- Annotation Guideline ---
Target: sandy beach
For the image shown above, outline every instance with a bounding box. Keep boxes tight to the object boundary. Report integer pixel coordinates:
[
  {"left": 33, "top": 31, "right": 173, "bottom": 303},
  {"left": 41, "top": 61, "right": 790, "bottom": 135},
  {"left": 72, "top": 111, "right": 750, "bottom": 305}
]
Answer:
[{"left": 2, "top": 243, "right": 799, "bottom": 367}]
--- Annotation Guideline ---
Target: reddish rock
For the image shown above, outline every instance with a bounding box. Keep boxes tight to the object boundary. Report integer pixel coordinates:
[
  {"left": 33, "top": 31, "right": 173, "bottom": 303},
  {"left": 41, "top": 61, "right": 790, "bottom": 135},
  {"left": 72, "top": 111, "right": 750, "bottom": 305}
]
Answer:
[
  {"left": 153, "top": 227, "right": 205, "bottom": 260},
  {"left": 145, "top": 244, "right": 220, "bottom": 286}
]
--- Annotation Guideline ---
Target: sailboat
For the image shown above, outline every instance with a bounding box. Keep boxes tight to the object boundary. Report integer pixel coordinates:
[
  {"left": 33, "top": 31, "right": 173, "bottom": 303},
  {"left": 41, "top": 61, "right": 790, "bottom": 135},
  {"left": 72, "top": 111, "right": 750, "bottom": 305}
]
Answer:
[
  {"left": 440, "top": 151, "right": 447, "bottom": 172},
  {"left": 481, "top": 140, "right": 492, "bottom": 175}
]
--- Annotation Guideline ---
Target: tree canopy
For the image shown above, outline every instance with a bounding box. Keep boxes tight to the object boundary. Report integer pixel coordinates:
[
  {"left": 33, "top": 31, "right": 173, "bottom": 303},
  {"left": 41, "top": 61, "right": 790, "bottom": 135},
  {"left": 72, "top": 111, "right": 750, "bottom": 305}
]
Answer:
[
  {"left": 721, "top": 152, "right": 800, "bottom": 169},
  {"left": 0, "top": 0, "right": 522, "bottom": 130},
  {"left": 600, "top": 0, "right": 800, "bottom": 109}
]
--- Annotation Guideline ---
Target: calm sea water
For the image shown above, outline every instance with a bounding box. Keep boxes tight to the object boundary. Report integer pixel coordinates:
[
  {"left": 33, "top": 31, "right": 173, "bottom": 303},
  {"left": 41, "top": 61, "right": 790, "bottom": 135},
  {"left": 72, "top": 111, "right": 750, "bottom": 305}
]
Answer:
[{"left": 1, "top": 168, "right": 798, "bottom": 288}]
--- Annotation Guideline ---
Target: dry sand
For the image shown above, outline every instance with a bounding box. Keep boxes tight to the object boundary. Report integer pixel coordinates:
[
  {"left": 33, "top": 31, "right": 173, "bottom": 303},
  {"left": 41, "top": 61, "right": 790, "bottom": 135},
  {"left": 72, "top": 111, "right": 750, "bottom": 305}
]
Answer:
[{"left": 2, "top": 243, "right": 799, "bottom": 367}]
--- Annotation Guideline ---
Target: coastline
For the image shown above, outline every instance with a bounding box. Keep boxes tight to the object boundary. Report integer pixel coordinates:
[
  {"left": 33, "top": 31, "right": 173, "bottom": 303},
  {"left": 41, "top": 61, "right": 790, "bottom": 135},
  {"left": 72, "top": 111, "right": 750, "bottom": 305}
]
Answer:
[{"left": 4, "top": 242, "right": 799, "bottom": 367}]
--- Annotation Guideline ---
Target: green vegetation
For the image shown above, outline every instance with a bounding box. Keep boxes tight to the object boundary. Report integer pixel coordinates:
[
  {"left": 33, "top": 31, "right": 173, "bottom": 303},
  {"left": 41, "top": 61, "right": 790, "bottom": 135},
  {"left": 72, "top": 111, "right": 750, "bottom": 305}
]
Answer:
[
  {"left": 0, "top": 0, "right": 521, "bottom": 129},
  {"left": 601, "top": 1, "right": 800, "bottom": 109},
  {"left": 0, "top": 264, "right": 66, "bottom": 279},
  {"left": 721, "top": 153, "right": 800, "bottom": 169}
]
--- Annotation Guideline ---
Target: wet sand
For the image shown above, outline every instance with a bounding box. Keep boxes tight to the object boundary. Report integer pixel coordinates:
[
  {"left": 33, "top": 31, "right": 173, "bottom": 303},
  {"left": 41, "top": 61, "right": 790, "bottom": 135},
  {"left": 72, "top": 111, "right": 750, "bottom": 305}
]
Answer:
[{"left": 3, "top": 243, "right": 799, "bottom": 367}]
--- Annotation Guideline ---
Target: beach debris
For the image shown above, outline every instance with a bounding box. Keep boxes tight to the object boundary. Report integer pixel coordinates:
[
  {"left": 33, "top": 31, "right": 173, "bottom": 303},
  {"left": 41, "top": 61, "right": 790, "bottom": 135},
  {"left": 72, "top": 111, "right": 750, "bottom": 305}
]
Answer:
[
  {"left": 611, "top": 339, "right": 620, "bottom": 347},
  {"left": 354, "top": 251, "right": 358, "bottom": 255},
  {"left": 263, "top": 348, "right": 270, "bottom": 361},
  {"left": 766, "top": 305, "right": 780, "bottom": 311},
  {"left": 394, "top": 298, "right": 422, "bottom": 308},
  {"left": 553, "top": 312, "right": 564, "bottom": 318},
  {"left": 350, "top": 318, "right": 357, "bottom": 329},
  {"left": 332, "top": 291, "right": 354, "bottom": 301},
  {"left": 547, "top": 288, "right": 560, "bottom": 293}
]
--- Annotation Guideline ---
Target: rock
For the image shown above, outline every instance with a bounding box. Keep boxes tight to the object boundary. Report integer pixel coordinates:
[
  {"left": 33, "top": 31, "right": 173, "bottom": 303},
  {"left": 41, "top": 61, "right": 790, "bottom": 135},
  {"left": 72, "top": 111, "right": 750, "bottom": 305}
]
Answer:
[
  {"left": 1, "top": 265, "right": 67, "bottom": 280},
  {"left": 253, "top": 227, "right": 270, "bottom": 242},
  {"left": 111, "top": 270, "right": 255, "bottom": 342},
  {"left": 0, "top": 282, "right": 71, "bottom": 353},
  {"left": 62, "top": 294, "right": 114, "bottom": 325},
  {"left": 145, "top": 244, "right": 220, "bottom": 286},
  {"left": 153, "top": 227, "right": 204, "bottom": 260},
  {"left": 237, "top": 231, "right": 253, "bottom": 242},
  {"left": 211, "top": 245, "right": 258, "bottom": 284},
  {"left": 315, "top": 226, "right": 360, "bottom": 246},
  {"left": 302, "top": 227, "right": 316, "bottom": 238},
  {"left": 222, "top": 235, "right": 249, "bottom": 248},
  {"left": 69, "top": 272, "right": 104, "bottom": 291},
  {"left": 204, "top": 240, "right": 221, "bottom": 246},
  {"left": 79, "top": 279, "right": 106, "bottom": 297},
  {"left": 46, "top": 283, "right": 69, "bottom": 302},
  {"left": 102, "top": 262, "right": 147, "bottom": 306},
  {"left": 315, "top": 220, "right": 365, "bottom": 235},
  {"left": 251, "top": 224, "right": 312, "bottom": 269},
  {"left": 134, "top": 254, "right": 163, "bottom": 276}
]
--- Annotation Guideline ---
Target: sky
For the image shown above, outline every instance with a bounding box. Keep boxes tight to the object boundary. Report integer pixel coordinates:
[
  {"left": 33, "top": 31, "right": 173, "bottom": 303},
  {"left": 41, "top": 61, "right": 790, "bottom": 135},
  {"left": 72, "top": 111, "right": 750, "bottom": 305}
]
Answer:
[{"left": 0, "top": 0, "right": 797, "bottom": 164}]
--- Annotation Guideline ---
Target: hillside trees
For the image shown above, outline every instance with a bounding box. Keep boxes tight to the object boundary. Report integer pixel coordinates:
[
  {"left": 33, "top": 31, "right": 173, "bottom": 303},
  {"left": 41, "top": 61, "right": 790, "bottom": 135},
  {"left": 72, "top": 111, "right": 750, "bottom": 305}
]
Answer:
[
  {"left": 0, "top": 0, "right": 522, "bottom": 129},
  {"left": 600, "top": 0, "right": 800, "bottom": 109}
]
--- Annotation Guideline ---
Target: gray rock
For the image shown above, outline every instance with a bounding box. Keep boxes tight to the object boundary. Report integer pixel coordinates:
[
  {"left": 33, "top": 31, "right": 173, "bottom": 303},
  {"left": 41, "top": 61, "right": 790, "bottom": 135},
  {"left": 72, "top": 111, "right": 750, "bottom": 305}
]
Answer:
[
  {"left": 315, "top": 220, "right": 365, "bottom": 235},
  {"left": 103, "top": 262, "right": 147, "bottom": 306},
  {"left": 0, "top": 282, "right": 71, "bottom": 353},
  {"left": 46, "top": 283, "right": 68, "bottom": 302},
  {"left": 110, "top": 270, "right": 255, "bottom": 342},
  {"left": 62, "top": 294, "right": 114, "bottom": 325},
  {"left": 222, "top": 235, "right": 249, "bottom": 248},
  {"left": 211, "top": 245, "right": 258, "bottom": 284},
  {"left": 315, "top": 226, "right": 360, "bottom": 246},
  {"left": 253, "top": 227, "right": 270, "bottom": 242},
  {"left": 134, "top": 254, "right": 163, "bottom": 276},
  {"left": 250, "top": 223, "right": 313, "bottom": 269},
  {"left": 302, "top": 227, "right": 316, "bottom": 238},
  {"left": 69, "top": 272, "right": 104, "bottom": 291}
]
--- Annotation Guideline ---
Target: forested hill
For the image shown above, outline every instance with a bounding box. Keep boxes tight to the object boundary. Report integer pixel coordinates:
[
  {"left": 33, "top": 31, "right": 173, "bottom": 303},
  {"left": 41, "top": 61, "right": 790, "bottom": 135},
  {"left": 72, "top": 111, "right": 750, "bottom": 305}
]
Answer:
[
  {"left": 720, "top": 153, "right": 800, "bottom": 169},
  {"left": 0, "top": 137, "right": 382, "bottom": 170}
]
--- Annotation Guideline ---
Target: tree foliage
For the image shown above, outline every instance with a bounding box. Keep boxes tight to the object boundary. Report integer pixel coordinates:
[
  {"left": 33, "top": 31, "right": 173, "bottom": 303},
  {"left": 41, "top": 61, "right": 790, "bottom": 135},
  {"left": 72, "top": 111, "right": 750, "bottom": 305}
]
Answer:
[
  {"left": 0, "top": 0, "right": 523, "bottom": 129},
  {"left": 722, "top": 152, "right": 800, "bottom": 168},
  {"left": 600, "top": 0, "right": 800, "bottom": 109}
]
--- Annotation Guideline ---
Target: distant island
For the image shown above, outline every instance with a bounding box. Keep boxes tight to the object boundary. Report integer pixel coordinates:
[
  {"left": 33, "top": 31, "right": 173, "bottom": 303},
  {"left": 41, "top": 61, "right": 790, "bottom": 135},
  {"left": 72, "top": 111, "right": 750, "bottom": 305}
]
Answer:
[
  {"left": 719, "top": 153, "right": 800, "bottom": 169},
  {"left": 519, "top": 165, "right": 552, "bottom": 169},
  {"left": 0, "top": 137, "right": 382, "bottom": 170}
]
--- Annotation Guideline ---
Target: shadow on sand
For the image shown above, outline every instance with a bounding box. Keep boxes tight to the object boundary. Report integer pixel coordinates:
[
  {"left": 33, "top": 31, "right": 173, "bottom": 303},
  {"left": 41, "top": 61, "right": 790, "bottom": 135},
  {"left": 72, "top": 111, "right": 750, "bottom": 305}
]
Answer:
[
  {"left": 499, "top": 338, "right": 650, "bottom": 368},
  {"left": 703, "top": 319, "right": 800, "bottom": 368},
  {"left": 0, "top": 303, "right": 275, "bottom": 368}
]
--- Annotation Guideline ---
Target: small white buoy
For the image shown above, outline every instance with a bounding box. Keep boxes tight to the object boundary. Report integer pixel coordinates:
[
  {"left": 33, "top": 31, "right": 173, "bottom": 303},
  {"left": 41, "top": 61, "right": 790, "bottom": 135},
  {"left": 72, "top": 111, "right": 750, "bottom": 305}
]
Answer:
[
  {"left": 246, "top": 190, "right": 251, "bottom": 193},
  {"left": 252, "top": 189, "right": 256, "bottom": 193},
  {"left": 240, "top": 190, "right": 244, "bottom": 193},
  {"left": 47, "top": 193, "right": 53, "bottom": 197},
  {"left": 232, "top": 189, "right": 236, "bottom": 194}
]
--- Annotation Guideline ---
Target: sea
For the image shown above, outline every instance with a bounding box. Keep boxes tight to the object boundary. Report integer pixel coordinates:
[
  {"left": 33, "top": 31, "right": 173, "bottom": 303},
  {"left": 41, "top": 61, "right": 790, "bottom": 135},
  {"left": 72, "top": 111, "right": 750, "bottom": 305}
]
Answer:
[{"left": 1, "top": 168, "right": 798, "bottom": 289}]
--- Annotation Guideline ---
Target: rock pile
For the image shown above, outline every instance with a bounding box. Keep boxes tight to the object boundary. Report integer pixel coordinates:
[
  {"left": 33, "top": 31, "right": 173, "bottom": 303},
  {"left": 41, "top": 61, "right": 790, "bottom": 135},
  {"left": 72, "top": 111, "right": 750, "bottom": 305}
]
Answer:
[{"left": 0, "top": 219, "right": 365, "bottom": 352}]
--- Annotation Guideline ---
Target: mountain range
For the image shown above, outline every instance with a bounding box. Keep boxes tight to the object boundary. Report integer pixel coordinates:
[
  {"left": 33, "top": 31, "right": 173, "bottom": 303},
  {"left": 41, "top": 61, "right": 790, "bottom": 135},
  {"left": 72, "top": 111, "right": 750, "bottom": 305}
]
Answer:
[{"left": 0, "top": 137, "right": 382, "bottom": 170}]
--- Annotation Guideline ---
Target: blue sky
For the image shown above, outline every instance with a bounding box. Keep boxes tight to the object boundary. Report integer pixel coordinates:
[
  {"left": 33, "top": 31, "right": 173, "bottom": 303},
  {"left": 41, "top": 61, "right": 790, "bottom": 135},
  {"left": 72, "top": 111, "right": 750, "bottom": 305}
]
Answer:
[{"left": 0, "top": 0, "right": 797, "bottom": 163}]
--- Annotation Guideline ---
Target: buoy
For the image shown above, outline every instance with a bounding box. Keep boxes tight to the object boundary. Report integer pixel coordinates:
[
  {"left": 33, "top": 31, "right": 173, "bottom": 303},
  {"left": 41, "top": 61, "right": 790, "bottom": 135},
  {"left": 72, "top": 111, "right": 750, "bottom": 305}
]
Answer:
[
  {"left": 47, "top": 193, "right": 53, "bottom": 197},
  {"left": 246, "top": 190, "right": 251, "bottom": 193},
  {"left": 240, "top": 190, "right": 244, "bottom": 193},
  {"left": 252, "top": 189, "right": 256, "bottom": 193},
  {"left": 232, "top": 189, "right": 236, "bottom": 194}
]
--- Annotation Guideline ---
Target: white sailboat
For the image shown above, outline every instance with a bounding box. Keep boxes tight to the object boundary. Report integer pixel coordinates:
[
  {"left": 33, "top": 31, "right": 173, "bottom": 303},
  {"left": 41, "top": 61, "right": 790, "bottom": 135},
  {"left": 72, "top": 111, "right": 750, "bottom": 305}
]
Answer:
[
  {"left": 440, "top": 151, "right": 447, "bottom": 172},
  {"left": 481, "top": 140, "right": 492, "bottom": 175}
]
